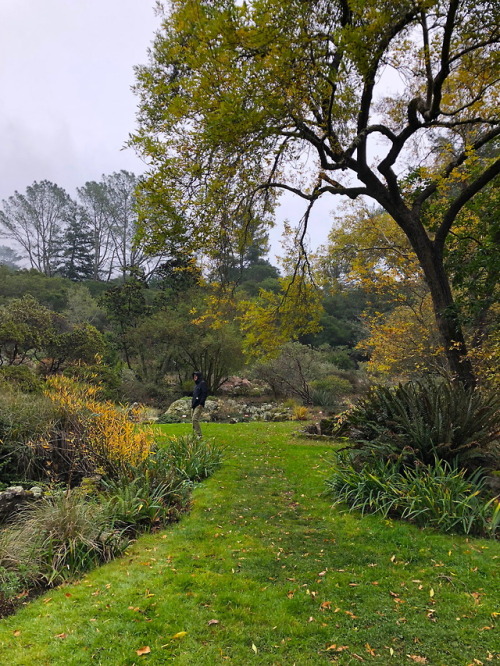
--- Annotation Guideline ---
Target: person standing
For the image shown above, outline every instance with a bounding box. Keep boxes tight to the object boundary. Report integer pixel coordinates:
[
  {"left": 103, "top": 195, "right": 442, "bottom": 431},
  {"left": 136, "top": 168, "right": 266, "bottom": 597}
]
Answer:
[{"left": 191, "top": 371, "right": 208, "bottom": 437}]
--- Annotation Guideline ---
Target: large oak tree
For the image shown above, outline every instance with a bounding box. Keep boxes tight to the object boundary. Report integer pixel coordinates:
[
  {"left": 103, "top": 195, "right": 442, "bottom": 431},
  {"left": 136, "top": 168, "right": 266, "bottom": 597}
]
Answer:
[{"left": 131, "top": 0, "right": 500, "bottom": 386}]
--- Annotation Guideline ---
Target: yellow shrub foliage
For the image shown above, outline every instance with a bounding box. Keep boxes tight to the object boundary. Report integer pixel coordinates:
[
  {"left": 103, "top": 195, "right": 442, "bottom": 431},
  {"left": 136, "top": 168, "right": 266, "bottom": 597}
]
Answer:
[{"left": 44, "top": 376, "right": 153, "bottom": 469}]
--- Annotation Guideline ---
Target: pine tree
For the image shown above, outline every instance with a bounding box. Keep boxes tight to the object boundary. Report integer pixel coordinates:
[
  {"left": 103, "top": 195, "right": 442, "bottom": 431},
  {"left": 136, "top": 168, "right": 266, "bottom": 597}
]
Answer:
[{"left": 59, "top": 206, "right": 94, "bottom": 281}]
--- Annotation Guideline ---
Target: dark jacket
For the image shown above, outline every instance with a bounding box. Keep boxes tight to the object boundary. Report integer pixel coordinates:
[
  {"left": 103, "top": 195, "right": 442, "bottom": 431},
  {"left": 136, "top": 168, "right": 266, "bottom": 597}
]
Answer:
[{"left": 192, "top": 373, "right": 208, "bottom": 409}]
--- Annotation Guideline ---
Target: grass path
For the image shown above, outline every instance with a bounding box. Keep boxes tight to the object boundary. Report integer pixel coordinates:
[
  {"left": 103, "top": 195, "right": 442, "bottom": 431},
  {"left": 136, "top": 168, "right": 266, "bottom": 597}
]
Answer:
[{"left": 1, "top": 422, "right": 499, "bottom": 665}]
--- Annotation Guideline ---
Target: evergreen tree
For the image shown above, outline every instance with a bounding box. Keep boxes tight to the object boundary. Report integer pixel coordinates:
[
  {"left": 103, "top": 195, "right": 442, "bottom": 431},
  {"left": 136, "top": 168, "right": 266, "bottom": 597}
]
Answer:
[{"left": 58, "top": 206, "right": 95, "bottom": 281}]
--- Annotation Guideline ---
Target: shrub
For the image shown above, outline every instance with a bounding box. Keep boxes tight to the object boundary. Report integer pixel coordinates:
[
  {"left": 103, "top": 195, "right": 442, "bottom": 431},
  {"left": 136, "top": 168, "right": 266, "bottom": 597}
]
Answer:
[
  {"left": 326, "top": 454, "right": 500, "bottom": 538},
  {"left": 0, "top": 567, "right": 24, "bottom": 601},
  {"left": 100, "top": 437, "right": 223, "bottom": 531},
  {"left": 157, "top": 413, "right": 184, "bottom": 425},
  {"left": 0, "top": 366, "right": 43, "bottom": 393},
  {"left": 310, "top": 375, "right": 352, "bottom": 398},
  {"left": 31, "top": 376, "right": 155, "bottom": 483},
  {"left": 334, "top": 377, "right": 500, "bottom": 472},
  {"left": 63, "top": 363, "right": 121, "bottom": 401},
  {"left": 0, "top": 389, "right": 59, "bottom": 482},
  {"left": 0, "top": 378, "right": 155, "bottom": 485},
  {"left": 309, "top": 375, "right": 353, "bottom": 409}
]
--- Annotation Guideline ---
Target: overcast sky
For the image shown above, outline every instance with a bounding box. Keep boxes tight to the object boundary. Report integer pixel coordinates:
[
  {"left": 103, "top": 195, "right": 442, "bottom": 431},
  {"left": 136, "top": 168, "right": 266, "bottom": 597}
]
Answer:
[
  {"left": 0, "top": 0, "right": 159, "bottom": 202},
  {"left": 0, "top": 0, "right": 333, "bottom": 255}
]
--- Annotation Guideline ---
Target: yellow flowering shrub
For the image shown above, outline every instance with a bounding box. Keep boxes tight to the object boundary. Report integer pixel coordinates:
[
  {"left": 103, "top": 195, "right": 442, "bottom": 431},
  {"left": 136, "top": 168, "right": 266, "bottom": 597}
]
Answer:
[{"left": 40, "top": 376, "right": 153, "bottom": 479}]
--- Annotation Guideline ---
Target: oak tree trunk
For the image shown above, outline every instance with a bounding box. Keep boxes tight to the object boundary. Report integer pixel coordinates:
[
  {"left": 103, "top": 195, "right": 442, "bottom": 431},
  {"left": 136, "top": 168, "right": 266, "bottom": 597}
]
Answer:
[{"left": 396, "top": 211, "right": 476, "bottom": 388}]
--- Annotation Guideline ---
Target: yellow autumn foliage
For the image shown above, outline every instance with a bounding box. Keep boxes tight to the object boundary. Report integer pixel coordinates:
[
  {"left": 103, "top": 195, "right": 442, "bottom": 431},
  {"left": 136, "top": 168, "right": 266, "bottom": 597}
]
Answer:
[
  {"left": 239, "top": 275, "right": 323, "bottom": 359},
  {"left": 359, "top": 296, "right": 447, "bottom": 379},
  {"left": 44, "top": 376, "right": 153, "bottom": 469},
  {"left": 360, "top": 299, "right": 499, "bottom": 388}
]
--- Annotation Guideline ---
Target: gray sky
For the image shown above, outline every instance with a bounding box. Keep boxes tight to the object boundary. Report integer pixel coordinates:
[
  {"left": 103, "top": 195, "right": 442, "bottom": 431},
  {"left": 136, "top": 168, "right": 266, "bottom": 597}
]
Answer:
[
  {"left": 0, "top": 0, "right": 334, "bottom": 255},
  {"left": 0, "top": 0, "right": 159, "bottom": 202}
]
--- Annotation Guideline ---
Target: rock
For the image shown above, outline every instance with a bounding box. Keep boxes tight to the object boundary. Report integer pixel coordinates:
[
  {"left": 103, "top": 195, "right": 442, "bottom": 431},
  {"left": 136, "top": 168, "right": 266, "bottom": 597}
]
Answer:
[
  {"left": 303, "top": 423, "right": 321, "bottom": 435},
  {"left": 163, "top": 397, "right": 218, "bottom": 423},
  {"left": 0, "top": 486, "right": 42, "bottom": 523},
  {"left": 163, "top": 396, "right": 294, "bottom": 423}
]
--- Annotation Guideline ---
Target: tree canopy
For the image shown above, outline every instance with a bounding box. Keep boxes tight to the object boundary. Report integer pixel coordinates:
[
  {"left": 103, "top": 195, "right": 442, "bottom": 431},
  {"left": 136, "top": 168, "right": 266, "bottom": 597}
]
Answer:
[{"left": 132, "top": 0, "right": 500, "bottom": 385}]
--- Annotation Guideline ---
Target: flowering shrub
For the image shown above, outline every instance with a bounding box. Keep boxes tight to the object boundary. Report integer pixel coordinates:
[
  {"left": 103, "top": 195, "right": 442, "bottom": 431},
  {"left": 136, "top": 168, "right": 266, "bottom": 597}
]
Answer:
[{"left": 30, "top": 376, "right": 154, "bottom": 483}]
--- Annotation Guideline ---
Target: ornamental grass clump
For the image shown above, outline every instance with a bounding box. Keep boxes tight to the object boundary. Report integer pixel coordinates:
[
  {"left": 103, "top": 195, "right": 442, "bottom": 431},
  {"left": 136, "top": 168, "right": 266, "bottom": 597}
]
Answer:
[
  {"left": 0, "top": 490, "right": 128, "bottom": 588},
  {"left": 162, "top": 434, "right": 224, "bottom": 482},
  {"left": 326, "top": 454, "right": 500, "bottom": 538},
  {"left": 101, "top": 457, "right": 191, "bottom": 530}
]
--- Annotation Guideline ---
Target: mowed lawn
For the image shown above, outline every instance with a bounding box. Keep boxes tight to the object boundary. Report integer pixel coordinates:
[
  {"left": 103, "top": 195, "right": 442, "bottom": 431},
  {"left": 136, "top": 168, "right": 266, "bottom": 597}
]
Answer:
[{"left": 1, "top": 422, "right": 498, "bottom": 665}]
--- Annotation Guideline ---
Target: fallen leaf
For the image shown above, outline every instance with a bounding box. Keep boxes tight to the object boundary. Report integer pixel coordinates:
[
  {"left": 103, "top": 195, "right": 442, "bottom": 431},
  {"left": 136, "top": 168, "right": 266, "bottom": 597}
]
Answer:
[
  {"left": 320, "top": 601, "right": 332, "bottom": 610},
  {"left": 136, "top": 646, "right": 151, "bottom": 656},
  {"left": 65, "top": 593, "right": 72, "bottom": 598},
  {"left": 172, "top": 631, "right": 187, "bottom": 639},
  {"left": 13, "top": 630, "right": 21, "bottom": 637},
  {"left": 326, "top": 645, "right": 349, "bottom": 652},
  {"left": 252, "top": 643, "right": 258, "bottom": 653},
  {"left": 407, "top": 655, "right": 427, "bottom": 663},
  {"left": 54, "top": 633, "right": 68, "bottom": 639},
  {"left": 365, "top": 643, "right": 376, "bottom": 656},
  {"left": 208, "top": 619, "right": 219, "bottom": 626},
  {"left": 429, "top": 588, "right": 435, "bottom": 598}
]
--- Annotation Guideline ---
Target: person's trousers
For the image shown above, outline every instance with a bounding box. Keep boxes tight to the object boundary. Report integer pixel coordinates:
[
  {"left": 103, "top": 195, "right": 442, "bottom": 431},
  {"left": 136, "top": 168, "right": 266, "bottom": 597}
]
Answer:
[{"left": 192, "top": 405, "right": 204, "bottom": 437}]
